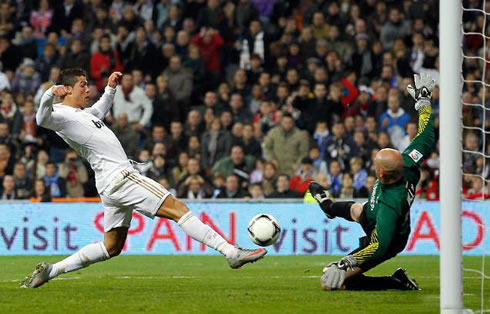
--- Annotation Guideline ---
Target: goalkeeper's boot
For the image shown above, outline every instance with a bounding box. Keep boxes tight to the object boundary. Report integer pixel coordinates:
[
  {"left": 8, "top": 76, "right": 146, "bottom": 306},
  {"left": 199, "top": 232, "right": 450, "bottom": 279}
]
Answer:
[
  {"left": 227, "top": 247, "right": 267, "bottom": 269},
  {"left": 308, "top": 181, "right": 334, "bottom": 219},
  {"left": 392, "top": 268, "right": 420, "bottom": 290},
  {"left": 20, "top": 262, "right": 52, "bottom": 288}
]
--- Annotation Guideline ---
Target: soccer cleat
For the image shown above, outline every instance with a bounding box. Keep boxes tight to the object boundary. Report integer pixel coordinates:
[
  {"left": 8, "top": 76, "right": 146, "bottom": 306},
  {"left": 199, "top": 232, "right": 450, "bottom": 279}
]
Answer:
[
  {"left": 391, "top": 268, "right": 420, "bottom": 291},
  {"left": 227, "top": 247, "right": 267, "bottom": 269},
  {"left": 308, "top": 181, "right": 334, "bottom": 219},
  {"left": 20, "top": 262, "right": 52, "bottom": 288}
]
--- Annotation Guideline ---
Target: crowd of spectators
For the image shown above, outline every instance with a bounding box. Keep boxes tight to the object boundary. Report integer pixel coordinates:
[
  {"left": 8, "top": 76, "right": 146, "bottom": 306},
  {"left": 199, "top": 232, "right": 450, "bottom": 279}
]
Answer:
[{"left": 0, "top": 0, "right": 481, "bottom": 201}]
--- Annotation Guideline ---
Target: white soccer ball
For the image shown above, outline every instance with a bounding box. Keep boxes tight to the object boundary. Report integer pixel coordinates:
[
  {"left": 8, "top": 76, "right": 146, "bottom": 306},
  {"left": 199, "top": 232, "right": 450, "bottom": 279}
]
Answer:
[{"left": 248, "top": 214, "right": 281, "bottom": 247}]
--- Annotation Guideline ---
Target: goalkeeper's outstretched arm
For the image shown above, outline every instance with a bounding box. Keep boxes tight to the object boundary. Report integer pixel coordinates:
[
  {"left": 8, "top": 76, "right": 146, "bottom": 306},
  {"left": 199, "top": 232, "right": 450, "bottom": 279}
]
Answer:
[{"left": 402, "top": 73, "right": 437, "bottom": 168}]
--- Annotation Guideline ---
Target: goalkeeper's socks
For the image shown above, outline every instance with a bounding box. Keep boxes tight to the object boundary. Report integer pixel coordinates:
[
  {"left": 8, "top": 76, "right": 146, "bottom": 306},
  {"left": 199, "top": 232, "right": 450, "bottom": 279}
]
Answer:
[
  {"left": 178, "top": 211, "right": 237, "bottom": 259},
  {"left": 344, "top": 274, "right": 406, "bottom": 291},
  {"left": 48, "top": 242, "right": 110, "bottom": 279},
  {"left": 328, "top": 201, "right": 355, "bottom": 222}
]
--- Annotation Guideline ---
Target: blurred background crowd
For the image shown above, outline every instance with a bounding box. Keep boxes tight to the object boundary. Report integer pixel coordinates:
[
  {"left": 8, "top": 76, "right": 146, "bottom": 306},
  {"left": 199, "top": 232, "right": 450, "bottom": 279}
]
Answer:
[{"left": 0, "top": 0, "right": 483, "bottom": 201}]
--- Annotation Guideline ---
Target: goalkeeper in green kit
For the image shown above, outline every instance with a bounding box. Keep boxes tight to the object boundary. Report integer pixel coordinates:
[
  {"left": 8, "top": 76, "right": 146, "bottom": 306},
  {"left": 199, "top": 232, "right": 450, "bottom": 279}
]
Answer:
[{"left": 309, "top": 73, "right": 436, "bottom": 291}]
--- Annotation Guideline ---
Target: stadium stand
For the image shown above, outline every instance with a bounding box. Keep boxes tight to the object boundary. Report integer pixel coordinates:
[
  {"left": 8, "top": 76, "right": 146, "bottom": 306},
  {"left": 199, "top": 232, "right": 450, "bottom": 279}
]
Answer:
[{"left": 0, "top": 0, "right": 453, "bottom": 201}]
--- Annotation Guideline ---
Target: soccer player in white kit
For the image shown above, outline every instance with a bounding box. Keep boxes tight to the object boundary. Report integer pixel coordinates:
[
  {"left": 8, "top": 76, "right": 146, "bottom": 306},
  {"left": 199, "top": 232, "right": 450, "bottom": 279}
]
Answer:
[{"left": 20, "top": 68, "right": 267, "bottom": 288}]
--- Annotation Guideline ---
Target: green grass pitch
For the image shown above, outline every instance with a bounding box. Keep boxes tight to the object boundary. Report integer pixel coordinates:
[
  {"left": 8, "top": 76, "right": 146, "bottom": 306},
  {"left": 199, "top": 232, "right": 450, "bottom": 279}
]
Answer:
[{"left": 0, "top": 256, "right": 488, "bottom": 313}]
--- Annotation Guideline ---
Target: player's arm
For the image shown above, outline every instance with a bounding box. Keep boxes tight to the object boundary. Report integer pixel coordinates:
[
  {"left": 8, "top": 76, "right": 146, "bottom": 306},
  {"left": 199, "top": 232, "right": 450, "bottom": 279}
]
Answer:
[
  {"left": 85, "top": 72, "right": 122, "bottom": 120},
  {"left": 402, "top": 73, "right": 437, "bottom": 168},
  {"left": 36, "top": 85, "right": 70, "bottom": 131},
  {"left": 321, "top": 203, "right": 398, "bottom": 290}
]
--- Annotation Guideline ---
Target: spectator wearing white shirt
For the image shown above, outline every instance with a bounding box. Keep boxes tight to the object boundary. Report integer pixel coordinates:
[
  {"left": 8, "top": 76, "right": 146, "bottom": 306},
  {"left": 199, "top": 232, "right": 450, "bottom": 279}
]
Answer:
[
  {"left": 0, "top": 66, "right": 11, "bottom": 92},
  {"left": 113, "top": 73, "right": 153, "bottom": 132}
]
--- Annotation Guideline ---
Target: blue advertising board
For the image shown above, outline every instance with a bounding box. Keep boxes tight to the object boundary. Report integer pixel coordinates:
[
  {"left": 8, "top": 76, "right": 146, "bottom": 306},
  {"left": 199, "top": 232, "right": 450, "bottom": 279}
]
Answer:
[{"left": 0, "top": 201, "right": 487, "bottom": 256}]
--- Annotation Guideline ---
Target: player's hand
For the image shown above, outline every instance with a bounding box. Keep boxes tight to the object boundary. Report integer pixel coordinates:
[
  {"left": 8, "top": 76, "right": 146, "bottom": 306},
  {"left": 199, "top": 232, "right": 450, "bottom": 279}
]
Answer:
[
  {"left": 321, "top": 262, "right": 346, "bottom": 290},
  {"left": 320, "top": 255, "right": 358, "bottom": 290},
  {"left": 107, "top": 72, "right": 123, "bottom": 88},
  {"left": 407, "top": 73, "right": 436, "bottom": 111},
  {"left": 52, "top": 85, "right": 71, "bottom": 97},
  {"left": 337, "top": 255, "right": 358, "bottom": 269}
]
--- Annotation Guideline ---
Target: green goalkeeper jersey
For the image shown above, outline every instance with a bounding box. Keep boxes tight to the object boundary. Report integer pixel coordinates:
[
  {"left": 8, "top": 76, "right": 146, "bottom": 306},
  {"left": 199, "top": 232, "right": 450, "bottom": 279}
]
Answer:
[{"left": 353, "top": 106, "right": 436, "bottom": 267}]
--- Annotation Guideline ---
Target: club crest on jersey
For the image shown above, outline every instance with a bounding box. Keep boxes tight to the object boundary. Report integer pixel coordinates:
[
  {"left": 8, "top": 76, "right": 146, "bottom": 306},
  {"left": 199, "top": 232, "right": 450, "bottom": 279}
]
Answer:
[
  {"left": 92, "top": 120, "right": 105, "bottom": 129},
  {"left": 408, "top": 149, "right": 423, "bottom": 163}
]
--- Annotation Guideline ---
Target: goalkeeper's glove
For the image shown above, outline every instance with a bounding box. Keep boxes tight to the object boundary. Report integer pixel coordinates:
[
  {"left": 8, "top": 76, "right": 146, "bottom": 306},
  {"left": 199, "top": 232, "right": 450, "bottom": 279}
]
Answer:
[
  {"left": 320, "top": 256, "right": 358, "bottom": 290},
  {"left": 407, "top": 73, "right": 436, "bottom": 111}
]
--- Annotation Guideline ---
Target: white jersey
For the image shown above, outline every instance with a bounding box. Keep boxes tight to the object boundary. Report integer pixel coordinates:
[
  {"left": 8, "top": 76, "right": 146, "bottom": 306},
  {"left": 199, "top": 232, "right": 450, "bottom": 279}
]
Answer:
[{"left": 36, "top": 86, "right": 132, "bottom": 193}]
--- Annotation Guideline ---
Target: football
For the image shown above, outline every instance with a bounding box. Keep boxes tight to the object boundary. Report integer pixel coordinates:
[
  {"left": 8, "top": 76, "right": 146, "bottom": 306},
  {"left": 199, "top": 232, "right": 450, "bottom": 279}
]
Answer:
[{"left": 248, "top": 214, "right": 281, "bottom": 247}]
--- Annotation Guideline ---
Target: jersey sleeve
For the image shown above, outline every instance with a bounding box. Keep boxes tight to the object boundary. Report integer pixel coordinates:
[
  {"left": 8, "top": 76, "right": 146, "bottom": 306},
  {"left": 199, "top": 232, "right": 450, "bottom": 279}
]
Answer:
[
  {"left": 36, "top": 86, "right": 67, "bottom": 131},
  {"left": 351, "top": 203, "right": 398, "bottom": 268},
  {"left": 85, "top": 86, "right": 116, "bottom": 120},
  {"left": 402, "top": 105, "right": 436, "bottom": 168}
]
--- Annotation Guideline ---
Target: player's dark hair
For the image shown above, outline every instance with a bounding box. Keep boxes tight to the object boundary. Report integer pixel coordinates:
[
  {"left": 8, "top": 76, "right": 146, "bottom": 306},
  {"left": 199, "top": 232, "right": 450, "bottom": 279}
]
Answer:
[{"left": 58, "top": 68, "right": 87, "bottom": 87}]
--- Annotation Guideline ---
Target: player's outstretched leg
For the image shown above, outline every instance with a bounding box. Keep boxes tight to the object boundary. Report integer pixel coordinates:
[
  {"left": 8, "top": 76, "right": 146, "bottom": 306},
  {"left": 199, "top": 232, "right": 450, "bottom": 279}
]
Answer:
[
  {"left": 158, "top": 195, "right": 267, "bottom": 269},
  {"left": 20, "top": 242, "right": 110, "bottom": 288},
  {"left": 309, "top": 181, "right": 355, "bottom": 221},
  {"left": 20, "top": 228, "right": 125, "bottom": 288},
  {"left": 343, "top": 268, "right": 420, "bottom": 291}
]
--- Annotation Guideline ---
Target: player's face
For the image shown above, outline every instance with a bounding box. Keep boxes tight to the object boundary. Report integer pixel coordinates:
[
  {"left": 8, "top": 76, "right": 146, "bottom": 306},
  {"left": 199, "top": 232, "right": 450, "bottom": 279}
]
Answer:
[{"left": 72, "top": 76, "right": 90, "bottom": 108}]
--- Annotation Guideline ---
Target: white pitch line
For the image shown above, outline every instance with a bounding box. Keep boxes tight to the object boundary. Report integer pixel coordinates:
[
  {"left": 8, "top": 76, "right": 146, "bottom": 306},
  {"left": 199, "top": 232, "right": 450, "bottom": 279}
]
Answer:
[
  {"left": 52, "top": 277, "right": 80, "bottom": 281},
  {"left": 115, "top": 276, "right": 197, "bottom": 280}
]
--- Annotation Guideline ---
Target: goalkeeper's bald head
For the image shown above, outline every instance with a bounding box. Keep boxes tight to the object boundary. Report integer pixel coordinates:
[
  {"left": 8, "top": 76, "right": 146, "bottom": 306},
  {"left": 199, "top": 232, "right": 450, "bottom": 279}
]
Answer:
[{"left": 374, "top": 148, "right": 404, "bottom": 184}]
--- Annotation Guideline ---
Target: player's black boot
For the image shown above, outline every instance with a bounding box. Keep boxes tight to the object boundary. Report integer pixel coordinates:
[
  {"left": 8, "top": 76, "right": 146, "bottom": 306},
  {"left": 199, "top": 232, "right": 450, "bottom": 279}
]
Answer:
[
  {"left": 308, "top": 182, "right": 334, "bottom": 219},
  {"left": 392, "top": 268, "right": 420, "bottom": 290}
]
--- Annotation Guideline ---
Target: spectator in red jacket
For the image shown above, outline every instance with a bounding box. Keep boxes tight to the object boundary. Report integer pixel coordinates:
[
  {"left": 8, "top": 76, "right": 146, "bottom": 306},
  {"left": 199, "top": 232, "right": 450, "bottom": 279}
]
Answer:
[
  {"left": 190, "top": 27, "right": 224, "bottom": 88},
  {"left": 90, "top": 34, "right": 124, "bottom": 91},
  {"left": 290, "top": 157, "right": 316, "bottom": 196}
]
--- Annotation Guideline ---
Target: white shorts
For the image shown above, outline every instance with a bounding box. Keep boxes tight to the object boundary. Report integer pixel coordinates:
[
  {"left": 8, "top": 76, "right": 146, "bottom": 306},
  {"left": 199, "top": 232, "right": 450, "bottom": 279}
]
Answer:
[{"left": 100, "top": 168, "right": 171, "bottom": 232}]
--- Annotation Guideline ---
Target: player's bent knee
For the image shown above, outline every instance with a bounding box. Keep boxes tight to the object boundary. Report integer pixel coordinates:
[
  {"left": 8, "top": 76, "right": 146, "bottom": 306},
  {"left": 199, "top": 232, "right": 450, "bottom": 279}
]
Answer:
[{"left": 350, "top": 203, "right": 363, "bottom": 222}]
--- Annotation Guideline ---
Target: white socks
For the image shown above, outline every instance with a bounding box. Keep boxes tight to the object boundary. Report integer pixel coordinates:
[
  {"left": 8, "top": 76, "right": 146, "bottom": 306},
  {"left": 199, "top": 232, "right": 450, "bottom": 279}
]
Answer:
[
  {"left": 49, "top": 242, "right": 110, "bottom": 279},
  {"left": 178, "top": 211, "right": 237, "bottom": 258},
  {"left": 48, "top": 212, "right": 236, "bottom": 280}
]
